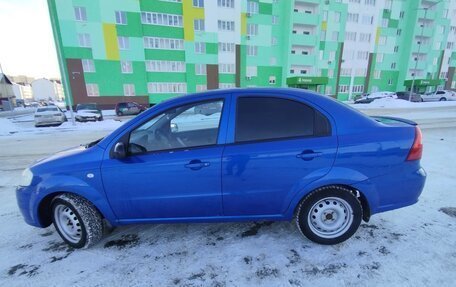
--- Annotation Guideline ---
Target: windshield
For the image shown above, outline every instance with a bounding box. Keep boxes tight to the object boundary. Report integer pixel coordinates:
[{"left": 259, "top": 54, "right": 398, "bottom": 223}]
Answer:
[{"left": 77, "top": 104, "right": 97, "bottom": 110}]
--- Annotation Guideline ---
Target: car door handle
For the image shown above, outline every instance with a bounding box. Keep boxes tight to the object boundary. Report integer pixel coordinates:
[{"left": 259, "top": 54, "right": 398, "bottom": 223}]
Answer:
[
  {"left": 185, "top": 160, "right": 210, "bottom": 170},
  {"left": 296, "top": 150, "right": 322, "bottom": 161}
]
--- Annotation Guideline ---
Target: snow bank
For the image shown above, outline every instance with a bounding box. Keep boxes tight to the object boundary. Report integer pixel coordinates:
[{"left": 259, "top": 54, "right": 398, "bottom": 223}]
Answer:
[
  {"left": 351, "top": 98, "right": 456, "bottom": 109},
  {"left": 0, "top": 118, "right": 22, "bottom": 135}
]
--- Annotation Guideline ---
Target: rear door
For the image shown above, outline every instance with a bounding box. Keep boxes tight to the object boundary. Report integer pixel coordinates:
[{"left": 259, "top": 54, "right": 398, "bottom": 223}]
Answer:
[{"left": 222, "top": 94, "right": 338, "bottom": 216}]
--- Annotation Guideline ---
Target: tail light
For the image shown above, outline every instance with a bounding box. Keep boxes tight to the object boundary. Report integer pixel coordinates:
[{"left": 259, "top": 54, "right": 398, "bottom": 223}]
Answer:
[{"left": 407, "top": 126, "right": 423, "bottom": 161}]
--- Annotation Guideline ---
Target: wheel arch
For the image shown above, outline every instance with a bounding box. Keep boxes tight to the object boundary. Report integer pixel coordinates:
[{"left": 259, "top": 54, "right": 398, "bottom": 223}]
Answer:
[
  {"left": 37, "top": 191, "right": 111, "bottom": 227},
  {"left": 290, "top": 184, "right": 371, "bottom": 222}
]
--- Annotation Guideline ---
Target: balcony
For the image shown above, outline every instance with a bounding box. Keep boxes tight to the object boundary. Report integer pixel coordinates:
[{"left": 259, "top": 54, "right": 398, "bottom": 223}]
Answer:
[
  {"left": 289, "top": 53, "right": 316, "bottom": 66},
  {"left": 290, "top": 33, "right": 318, "bottom": 45},
  {"left": 292, "top": 11, "right": 319, "bottom": 26},
  {"left": 415, "top": 26, "right": 434, "bottom": 38}
]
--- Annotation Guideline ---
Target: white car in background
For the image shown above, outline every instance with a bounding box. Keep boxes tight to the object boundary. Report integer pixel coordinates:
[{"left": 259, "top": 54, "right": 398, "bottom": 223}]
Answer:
[
  {"left": 421, "top": 90, "right": 456, "bottom": 102},
  {"left": 354, "top": 91, "right": 397, "bottom": 104},
  {"left": 34, "top": 106, "right": 67, "bottom": 127}
]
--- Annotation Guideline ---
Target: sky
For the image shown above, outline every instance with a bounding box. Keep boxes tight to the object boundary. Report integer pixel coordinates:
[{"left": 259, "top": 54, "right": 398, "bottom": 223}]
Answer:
[{"left": 0, "top": 0, "right": 60, "bottom": 79}]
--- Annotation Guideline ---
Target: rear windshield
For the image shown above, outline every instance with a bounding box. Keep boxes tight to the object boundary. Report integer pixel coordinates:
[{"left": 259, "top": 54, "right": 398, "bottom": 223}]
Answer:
[{"left": 37, "top": 107, "right": 59, "bottom": 112}]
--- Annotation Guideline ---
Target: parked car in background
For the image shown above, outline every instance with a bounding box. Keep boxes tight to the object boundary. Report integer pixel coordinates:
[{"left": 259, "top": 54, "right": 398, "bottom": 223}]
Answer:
[
  {"left": 194, "top": 101, "right": 223, "bottom": 115},
  {"left": 17, "top": 88, "right": 426, "bottom": 248},
  {"left": 354, "top": 91, "right": 397, "bottom": 104},
  {"left": 395, "top": 91, "right": 422, "bottom": 102},
  {"left": 75, "top": 103, "right": 103, "bottom": 122},
  {"left": 421, "top": 90, "right": 456, "bottom": 102},
  {"left": 34, "top": 106, "right": 67, "bottom": 127},
  {"left": 115, "top": 102, "right": 147, "bottom": 116}
]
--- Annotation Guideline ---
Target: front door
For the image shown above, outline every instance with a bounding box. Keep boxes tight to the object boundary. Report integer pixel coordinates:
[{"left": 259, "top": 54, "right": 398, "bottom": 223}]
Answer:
[
  {"left": 101, "top": 99, "right": 227, "bottom": 221},
  {"left": 222, "top": 95, "right": 337, "bottom": 216}
]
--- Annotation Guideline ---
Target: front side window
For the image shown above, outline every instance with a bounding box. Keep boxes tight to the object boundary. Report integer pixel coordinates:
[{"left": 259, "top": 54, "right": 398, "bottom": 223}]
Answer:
[
  {"left": 235, "top": 97, "right": 330, "bottom": 143},
  {"left": 129, "top": 100, "right": 224, "bottom": 154}
]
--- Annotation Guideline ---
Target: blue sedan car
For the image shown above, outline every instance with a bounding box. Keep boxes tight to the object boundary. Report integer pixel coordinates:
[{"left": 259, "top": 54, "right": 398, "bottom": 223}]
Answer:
[{"left": 16, "top": 88, "right": 426, "bottom": 248}]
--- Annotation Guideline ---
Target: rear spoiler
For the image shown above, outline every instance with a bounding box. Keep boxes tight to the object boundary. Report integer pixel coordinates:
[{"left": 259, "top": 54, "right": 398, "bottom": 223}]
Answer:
[{"left": 371, "top": 116, "right": 417, "bottom": 126}]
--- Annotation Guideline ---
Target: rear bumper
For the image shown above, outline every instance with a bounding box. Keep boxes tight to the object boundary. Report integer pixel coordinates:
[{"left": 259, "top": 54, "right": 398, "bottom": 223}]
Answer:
[{"left": 353, "top": 166, "right": 426, "bottom": 215}]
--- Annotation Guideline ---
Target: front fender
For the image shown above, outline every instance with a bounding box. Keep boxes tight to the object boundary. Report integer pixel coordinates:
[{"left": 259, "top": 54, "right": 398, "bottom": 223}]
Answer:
[
  {"left": 283, "top": 167, "right": 378, "bottom": 218},
  {"left": 31, "top": 173, "right": 117, "bottom": 226}
]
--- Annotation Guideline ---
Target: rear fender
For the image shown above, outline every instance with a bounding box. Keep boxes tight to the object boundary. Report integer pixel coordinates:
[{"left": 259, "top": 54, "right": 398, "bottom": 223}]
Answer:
[{"left": 284, "top": 167, "right": 378, "bottom": 218}]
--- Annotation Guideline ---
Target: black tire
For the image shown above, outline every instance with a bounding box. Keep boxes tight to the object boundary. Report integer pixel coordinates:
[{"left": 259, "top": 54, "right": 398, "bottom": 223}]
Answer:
[
  {"left": 117, "top": 111, "right": 123, "bottom": 116},
  {"left": 439, "top": 97, "right": 447, "bottom": 101},
  {"left": 51, "top": 194, "right": 103, "bottom": 249},
  {"left": 295, "top": 186, "right": 362, "bottom": 245}
]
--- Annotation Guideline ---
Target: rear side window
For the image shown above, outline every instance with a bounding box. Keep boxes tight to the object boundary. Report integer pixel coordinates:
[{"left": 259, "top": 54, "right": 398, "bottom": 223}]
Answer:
[{"left": 235, "top": 97, "right": 330, "bottom": 143}]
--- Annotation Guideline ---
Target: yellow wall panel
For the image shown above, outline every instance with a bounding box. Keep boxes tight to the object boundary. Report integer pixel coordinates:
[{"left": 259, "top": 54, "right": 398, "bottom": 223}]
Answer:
[
  {"left": 183, "top": 0, "right": 205, "bottom": 41},
  {"left": 103, "top": 23, "right": 119, "bottom": 60}
]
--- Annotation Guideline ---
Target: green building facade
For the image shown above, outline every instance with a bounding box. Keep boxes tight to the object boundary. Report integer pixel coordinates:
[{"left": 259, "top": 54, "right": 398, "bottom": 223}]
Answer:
[{"left": 48, "top": 0, "right": 456, "bottom": 106}]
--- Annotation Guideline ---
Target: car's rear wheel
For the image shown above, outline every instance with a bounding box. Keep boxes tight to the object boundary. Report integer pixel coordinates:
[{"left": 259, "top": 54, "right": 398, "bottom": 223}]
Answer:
[
  {"left": 296, "top": 186, "right": 362, "bottom": 245},
  {"left": 51, "top": 194, "right": 103, "bottom": 249}
]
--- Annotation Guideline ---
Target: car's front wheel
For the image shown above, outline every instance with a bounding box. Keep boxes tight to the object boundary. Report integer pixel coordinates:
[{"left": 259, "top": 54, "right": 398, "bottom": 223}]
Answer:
[
  {"left": 51, "top": 194, "right": 103, "bottom": 248},
  {"left": 296, "top": 186, "right": 362, "bottom": 245},
  {"left": 439, "top": 97, "right": 447, "bottom": 101}
]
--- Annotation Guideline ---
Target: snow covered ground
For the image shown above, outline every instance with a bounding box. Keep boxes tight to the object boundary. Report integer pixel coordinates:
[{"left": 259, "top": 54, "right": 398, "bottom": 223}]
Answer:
[{"left": 0, "top": 104, "right": 455, "bottom": 286}]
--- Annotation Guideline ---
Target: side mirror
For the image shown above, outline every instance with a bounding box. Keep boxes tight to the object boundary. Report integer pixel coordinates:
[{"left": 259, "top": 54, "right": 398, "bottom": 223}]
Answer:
[{"left": 113, "top": 142, "right": 126, "bottom": 159}]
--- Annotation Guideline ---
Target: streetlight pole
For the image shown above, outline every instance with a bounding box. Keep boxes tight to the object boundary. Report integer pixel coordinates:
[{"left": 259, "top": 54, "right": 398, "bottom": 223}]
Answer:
[{"left": 409, "top": 0, "right": 444, "bottom": 101}]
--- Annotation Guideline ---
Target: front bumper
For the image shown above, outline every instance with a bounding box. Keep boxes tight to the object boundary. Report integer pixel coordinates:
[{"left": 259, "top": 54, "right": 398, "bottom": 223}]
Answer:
[{"left": 16, "top": 185, "right": 43, "bottom": 227}]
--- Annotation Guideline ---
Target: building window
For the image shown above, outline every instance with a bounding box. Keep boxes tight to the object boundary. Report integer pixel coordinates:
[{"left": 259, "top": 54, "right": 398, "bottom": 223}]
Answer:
[
  {"left": 339, "top": 85, "right": 349, "bottom": 93},
  {"left": 123, "top": 84, "right": 135, "bottom": 97},
  {"left": 195, "top": 64, "right": 207, "bottom": 75},
  {"left": 218, "top": 20, "right": 235, "bottom": 31},
  {"left": 397, "top": 29, "right": 402, "bottom": 36},
  {"left": 74, "top": 7, "right": 87, "bottom": 21},
  {"left": 376, "top": 53, "right": 384, "bottom": 62},
  {"left": 86, "top": 84, "right": 99, "bottom": 97},
  {"left": 218, "top": 42, "right": 235, "bottom": 53},
  {"left": 340, "top": 68, "right": 351, "bottom": 76},
  {"left": 220, "top": 83, "right": 235, "bottom": 89},
  {"left": 332, "top": 31, "right": 339, "bottom": 41},
  {"left": 334, "top": 12, "right": 341, "bottom": 23},
  {"left": 388, "top": 79, "right": 393, "bottom": 85},
  {"left": 328, "top": 69, "right": 334, "bottom": 78},
  {"left": 357, "top": 51, "right": 368, "bottom": 60},
  {"left": 329, "top": 51, "right": 336, "bottom": 61},
  {"left": 195, "top": 42, "right": 206, "bottom": 54},
  {"left": 246, "top": 66, "right": 258, "bottom": 77},
  {"left": 394, "top": 45, "right": 399, "bottom": 52},
  {"left": 141, "top": 12, "right": 183, "bottom": 27},
  {"left": 121, "top": 61, "right": 133, "bottom": 73},
  {"left": 269, "top": 76, "right": 276, "bottom": 85},
  {"left": 144, "top": 37, "right": 184, "bottom": 50},
  {"left": 378, "top": 36, "right": 387, "bottom": 45},
  {"left": 272, "top": 15, "right": 279, "bottom": 24},
  {"left": 247, "top": 1, "right": 259, "bottom": 14},
  {"left": 218, "top": 0, "right": 234, "bottom": 8},
  {"left": 193, "top": 0, "right": 204, "bottom": 8},
  {"left": 219, "top": 63, "right": 235, "bottom": 74},
  {"left": 148, "top": 82, "right": 187, "bottom": 93},
  {"left": 82, "top": 59, "right": 95, "bottom": 73},
  {"left": 271, "top": 37, "right": 278, "bottom": 45},
  {"left": 247, "top": 24, "right": 258, "bottom": 36},
  {"left": 194, "top": 19, "right": 205, "bottom": 31},
  {"left": 374, "top": 70, "right": 381, "bottom": 79},
  {"left": 78, "top": 33, "right": 91, "bottom": 47},
  {"left": 146, "top": 60, "right": 186, "bottom": 72},
  {"left": 352, "top": 85, "right": 364, "bottom": 93},
  {"left": 347, "top": 13, "right": 359, "bottom": 23},
  {"left": 359, "top": 33, "right": 371, "bottom": 42},
  {"left": 345, "top": 32, "right": 357, "bottom": 41},
  {"left": 361, "top": 15, "right": 374, "bottom": 25},
  {"left": 115, "top": 11, "right": 127, "bottom": 25},
  {"left": 391, "top": 62, "right": 396, "bottom": 69},
  {"left": 196, "top": 84, "right": 207, "bottom": 92},
  {"left": 118, "top": 36, "right": 129, "bottom": 50},
  {"left": 247, "top": 45, "right": 258, "bottom": 56},
  {"left": 399, "top": 11, "right": 404, "bottom": 18}
]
